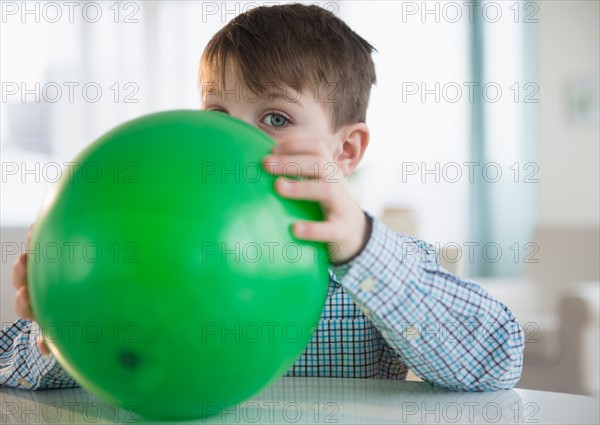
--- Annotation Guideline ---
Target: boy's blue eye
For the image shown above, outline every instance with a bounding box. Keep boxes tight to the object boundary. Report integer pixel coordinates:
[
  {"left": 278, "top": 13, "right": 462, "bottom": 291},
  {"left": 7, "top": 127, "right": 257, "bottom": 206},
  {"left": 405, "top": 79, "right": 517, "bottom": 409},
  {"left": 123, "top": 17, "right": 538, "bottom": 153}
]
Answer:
[{"left": 262, "top": 113, "right": 289, "bottom": 128}]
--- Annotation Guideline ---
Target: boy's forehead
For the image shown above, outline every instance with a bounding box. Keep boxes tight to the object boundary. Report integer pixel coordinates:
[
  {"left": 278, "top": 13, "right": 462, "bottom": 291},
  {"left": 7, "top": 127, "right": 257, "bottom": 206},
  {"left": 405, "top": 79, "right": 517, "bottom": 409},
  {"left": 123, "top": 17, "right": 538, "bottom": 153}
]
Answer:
[
  {"left": 202, "top": 68, "right": 309, "bottom": 106},
  {"left": 205, "top": 83, "right": 305, "bottom": 104}
]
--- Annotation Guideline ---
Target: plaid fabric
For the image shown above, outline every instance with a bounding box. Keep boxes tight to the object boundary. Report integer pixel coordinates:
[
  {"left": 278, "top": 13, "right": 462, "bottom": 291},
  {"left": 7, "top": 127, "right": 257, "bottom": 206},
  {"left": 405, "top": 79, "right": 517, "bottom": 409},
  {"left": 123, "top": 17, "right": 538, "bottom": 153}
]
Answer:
[
  {"left": 0, "top": 213, "right": 523, "bottom": 391},
  {"left": 0, "top": 319, "right": 77, "bottom": 389},
  {"left": 287, "top": 213, "right": 524, "bottom": 390}
]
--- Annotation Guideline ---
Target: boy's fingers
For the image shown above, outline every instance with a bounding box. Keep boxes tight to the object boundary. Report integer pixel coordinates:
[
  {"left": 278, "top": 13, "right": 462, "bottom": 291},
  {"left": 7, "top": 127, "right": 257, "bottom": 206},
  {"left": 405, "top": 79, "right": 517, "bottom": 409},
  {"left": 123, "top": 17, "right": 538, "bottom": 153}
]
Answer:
[
  {"left": 26, "top": 224, "right": 34, "bottom": 249},
  {"left": 271, "top": 139, "right": 327, "bottom": 156},
  {"left": 291, "top": 220, "right": 341, "bottom": 243},
  {"left": 14, "top": 286, "right": 34, "bottom": 320},
  {"left": 275, "top": 178, "right": 341, "bottom": 205},
  {"left": 12, "top": 254, "right": 27, "bottom": 289},
  {"left": 292, "top": 220, "right": 365, "bottom": 264},
  {"left": 38, "top": 338, "right": 50, "bottom": 355},
  {"left": 263, "top": 155, "right": 341, "bottom": 179}
]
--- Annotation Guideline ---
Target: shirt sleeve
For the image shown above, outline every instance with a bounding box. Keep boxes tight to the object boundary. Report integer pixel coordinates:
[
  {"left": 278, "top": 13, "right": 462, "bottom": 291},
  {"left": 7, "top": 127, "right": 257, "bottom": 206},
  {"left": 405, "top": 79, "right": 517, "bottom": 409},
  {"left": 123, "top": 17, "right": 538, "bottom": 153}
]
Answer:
[
  {"left": 0, "top": 319, "right": 79, "bottom": 389},
  {"left": 330, "top": 212, "right": 525, "bottom": 391}
]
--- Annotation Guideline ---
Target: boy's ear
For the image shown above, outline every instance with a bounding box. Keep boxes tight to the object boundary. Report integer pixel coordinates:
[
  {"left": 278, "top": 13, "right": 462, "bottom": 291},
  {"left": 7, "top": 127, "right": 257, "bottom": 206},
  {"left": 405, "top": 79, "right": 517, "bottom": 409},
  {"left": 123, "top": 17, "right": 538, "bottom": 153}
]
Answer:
[{"left": 334, "top": 123, "right": 370, "bottom": 177}]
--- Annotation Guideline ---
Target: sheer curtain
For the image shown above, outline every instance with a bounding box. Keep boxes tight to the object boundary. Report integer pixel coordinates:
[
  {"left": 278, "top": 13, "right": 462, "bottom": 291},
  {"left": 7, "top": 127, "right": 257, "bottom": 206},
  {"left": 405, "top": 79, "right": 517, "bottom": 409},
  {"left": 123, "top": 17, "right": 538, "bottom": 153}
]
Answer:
[
  {"left": 339, "top": 2, "right": 471, "bottom": 255},
  {"left": 469, "top": 0, "right": 537, "bottom": 276},
  {"left": 2, "top": 1, "right": 215, "bottom": 225},
  {"left": 341, "top": 1, "right": 535, "bottom": 277}
]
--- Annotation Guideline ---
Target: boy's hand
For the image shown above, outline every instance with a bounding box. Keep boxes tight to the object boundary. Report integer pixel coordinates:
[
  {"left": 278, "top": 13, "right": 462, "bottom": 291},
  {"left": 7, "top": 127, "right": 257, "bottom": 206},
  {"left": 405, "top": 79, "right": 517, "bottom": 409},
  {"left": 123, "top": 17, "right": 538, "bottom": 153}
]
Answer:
[
  {"left": 263, "top": 140, "right": 370, "bottom": 264},
  {"left": 12, "top": 225, "right": 50, "bottom": 355}
]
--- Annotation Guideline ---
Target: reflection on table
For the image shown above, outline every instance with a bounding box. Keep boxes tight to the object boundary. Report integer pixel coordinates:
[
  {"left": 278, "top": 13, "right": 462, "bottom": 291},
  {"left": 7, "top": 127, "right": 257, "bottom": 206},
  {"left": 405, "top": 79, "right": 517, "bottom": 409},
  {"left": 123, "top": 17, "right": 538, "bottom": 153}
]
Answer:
[{"left": 1, "top": 376, "right": 599, "bottom": 424}]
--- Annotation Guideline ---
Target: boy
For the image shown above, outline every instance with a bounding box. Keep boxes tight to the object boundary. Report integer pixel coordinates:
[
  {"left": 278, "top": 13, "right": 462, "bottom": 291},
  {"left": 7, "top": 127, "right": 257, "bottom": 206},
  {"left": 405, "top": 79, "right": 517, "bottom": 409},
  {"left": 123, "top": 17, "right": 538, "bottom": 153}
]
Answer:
[{"left": 3, "top": 4, "right": 523, "bottom": 391}]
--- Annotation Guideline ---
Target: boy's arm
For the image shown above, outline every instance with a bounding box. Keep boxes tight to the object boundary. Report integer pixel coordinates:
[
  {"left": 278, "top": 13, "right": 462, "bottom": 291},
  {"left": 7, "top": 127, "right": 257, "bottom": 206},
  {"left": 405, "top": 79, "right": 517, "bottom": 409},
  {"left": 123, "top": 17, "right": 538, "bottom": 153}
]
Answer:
[
  {"left": 0, "top": 319, "right": 79, "bottom": 389},
  {"left": 331, "top": 212, "right": 525, "bottom": 391}
]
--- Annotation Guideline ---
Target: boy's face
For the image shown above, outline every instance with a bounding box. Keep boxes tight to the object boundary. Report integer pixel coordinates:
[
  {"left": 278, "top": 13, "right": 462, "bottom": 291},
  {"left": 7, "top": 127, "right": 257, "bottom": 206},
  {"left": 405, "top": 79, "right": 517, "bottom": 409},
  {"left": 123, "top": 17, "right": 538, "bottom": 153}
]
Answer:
[
  {"left": 200, "top": 65, "right": 344, "bottom": 160},
  {"left": 199, "top": 62, "right": 371, "bottom": 264}
]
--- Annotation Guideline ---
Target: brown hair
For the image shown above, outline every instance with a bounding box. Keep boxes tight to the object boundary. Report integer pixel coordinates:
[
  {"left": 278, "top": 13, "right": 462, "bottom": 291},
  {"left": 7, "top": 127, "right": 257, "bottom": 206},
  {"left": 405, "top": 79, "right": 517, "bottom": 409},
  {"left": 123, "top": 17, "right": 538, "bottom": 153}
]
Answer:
[{"left": 199, "top": 3, "right": 377, "bottom": 131}]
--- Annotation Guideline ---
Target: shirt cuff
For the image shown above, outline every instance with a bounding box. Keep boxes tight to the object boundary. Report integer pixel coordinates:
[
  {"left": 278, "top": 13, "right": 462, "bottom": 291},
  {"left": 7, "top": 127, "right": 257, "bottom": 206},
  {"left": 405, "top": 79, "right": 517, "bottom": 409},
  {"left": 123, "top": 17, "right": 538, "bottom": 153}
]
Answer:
[
  {"left": 329, "top": 211, "right": 374, "bottom": 280},
  {"left": 330, "top": 212, "right": 439, "bottom": 302}
]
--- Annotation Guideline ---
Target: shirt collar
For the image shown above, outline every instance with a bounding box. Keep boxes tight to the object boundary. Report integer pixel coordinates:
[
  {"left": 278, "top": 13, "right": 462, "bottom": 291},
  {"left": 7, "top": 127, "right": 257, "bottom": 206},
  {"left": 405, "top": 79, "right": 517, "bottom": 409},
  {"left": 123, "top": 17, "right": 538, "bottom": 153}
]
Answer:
[{"left": 327, "top": 268, "right": 341, "bottom": 297}]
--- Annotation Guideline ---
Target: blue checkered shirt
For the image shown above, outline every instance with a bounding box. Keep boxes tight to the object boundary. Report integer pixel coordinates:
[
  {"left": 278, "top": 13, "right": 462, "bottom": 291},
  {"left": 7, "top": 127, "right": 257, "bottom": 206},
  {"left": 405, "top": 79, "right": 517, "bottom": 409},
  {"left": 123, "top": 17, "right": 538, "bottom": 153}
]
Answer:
[{"left": 1, "top": 212, "right": 524, "bottom": 391}]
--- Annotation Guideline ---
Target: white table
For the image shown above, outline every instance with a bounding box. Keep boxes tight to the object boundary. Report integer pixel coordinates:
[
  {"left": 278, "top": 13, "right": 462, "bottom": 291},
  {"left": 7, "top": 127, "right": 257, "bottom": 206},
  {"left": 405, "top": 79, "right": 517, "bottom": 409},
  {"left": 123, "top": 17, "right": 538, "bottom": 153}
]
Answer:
[{"left": 1, "top": 377, "right": 598, "bottom": 424}]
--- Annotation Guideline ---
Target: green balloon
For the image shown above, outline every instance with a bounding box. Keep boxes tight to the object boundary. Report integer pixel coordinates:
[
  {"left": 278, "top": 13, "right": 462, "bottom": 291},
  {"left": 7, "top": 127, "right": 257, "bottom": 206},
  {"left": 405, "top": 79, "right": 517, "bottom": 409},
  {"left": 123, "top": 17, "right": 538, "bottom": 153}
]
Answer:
[{"left": 28, "top": 110, "right": 330, "bottom": 420}]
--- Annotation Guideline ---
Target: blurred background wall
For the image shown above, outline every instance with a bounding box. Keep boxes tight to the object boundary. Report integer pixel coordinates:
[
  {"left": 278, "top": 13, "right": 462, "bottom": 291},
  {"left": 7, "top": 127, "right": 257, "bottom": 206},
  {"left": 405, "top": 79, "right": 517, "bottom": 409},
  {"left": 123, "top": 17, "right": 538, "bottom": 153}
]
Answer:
[{"left": 1, "top": 0, "right": 599, "bottom": 396}]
